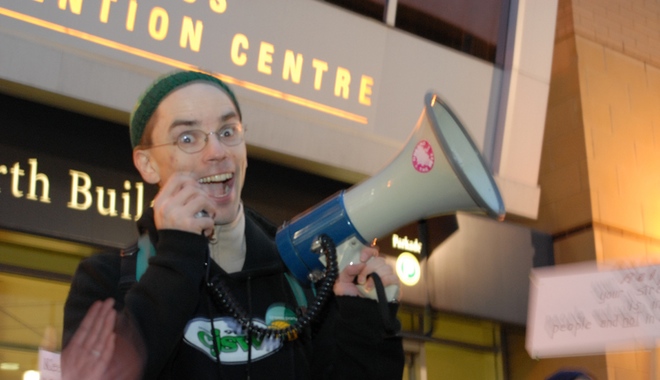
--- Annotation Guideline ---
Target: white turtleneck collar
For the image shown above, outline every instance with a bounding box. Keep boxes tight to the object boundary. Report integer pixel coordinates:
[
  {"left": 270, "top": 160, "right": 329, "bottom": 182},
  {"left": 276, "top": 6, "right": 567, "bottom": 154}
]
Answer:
[{"left": 209, "top": 203, "right": 246, "bottom": 273}]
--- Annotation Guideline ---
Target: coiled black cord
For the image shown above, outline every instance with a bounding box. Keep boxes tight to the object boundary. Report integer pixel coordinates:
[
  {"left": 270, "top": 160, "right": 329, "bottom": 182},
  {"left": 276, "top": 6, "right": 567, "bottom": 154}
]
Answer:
[{"left": 206, "top": 234, "right": 338, "bottom": 342}]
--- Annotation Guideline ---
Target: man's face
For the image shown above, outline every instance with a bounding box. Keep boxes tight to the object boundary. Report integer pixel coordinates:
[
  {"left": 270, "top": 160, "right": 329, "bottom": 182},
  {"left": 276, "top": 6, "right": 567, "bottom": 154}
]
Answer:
[{"left": 137, "top": 82, "right": 247, "bottom": 225}]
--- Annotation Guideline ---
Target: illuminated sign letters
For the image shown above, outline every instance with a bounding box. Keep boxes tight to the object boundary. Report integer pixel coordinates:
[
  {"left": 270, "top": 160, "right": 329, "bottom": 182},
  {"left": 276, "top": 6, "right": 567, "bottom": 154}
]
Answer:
[
  {"left": 1, "top": 1, "right": 374, "bottom": 123},
  {"left": 1, "top": 158, "right": 145, "bottom": 221},
  {"left": 392, "top": 233, "right": 422, "bottom": 254},
  {"left": 43, "top": 0, "right": 226, "bottom": 53},
  {"left": 229, "top": 34, "right": 374, "bottom": 106}
]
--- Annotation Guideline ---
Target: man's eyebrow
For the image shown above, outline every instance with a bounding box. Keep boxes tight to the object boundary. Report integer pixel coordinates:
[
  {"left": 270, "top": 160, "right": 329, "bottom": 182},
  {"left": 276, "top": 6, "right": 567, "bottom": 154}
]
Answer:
[
  {"left": 169, "top": 119, "right": 199, "bottom": 131},
  {"left": 220, "top": 111, "right": 239, "bottom": 123},
  {"left": 168, "top": 110, "right": 237, "bottom": 131}
]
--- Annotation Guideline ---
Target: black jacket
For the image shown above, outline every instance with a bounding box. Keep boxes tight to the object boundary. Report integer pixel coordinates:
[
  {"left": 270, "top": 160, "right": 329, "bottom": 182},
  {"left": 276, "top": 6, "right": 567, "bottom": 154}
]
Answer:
[{"left": 63, "top": 207, "right": 404, "bottom": 379}]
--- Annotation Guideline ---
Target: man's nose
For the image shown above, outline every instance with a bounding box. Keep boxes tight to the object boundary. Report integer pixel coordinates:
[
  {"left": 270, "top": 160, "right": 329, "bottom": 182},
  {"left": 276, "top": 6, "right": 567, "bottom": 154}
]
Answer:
[{"left": 203, "top": 132, "right": 229, "bottom": 156}]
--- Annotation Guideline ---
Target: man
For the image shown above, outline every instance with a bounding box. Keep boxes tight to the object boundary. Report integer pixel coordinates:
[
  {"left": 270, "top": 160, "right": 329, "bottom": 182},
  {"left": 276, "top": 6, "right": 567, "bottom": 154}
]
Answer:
[{"left": 63, "top": 70, "right": 404, "bottom": 379}]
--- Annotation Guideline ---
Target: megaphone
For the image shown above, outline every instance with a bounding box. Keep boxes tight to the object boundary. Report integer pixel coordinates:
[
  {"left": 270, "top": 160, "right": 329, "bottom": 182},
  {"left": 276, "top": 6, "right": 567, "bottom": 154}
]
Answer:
[{"left": 276, "top": 92, "right": 505, "bottom": 300}]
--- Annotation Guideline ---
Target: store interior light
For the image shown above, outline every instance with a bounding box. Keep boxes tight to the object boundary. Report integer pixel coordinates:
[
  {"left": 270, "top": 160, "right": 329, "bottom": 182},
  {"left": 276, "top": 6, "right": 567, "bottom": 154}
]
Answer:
[
  {"left": 0, "top": 362, "right": 20, "bottom": 370},
  {"left": 23, "top": 370, "right": 40, "bottom": 380},
  {"left": 396, "top": 252, "right": 421, "bottom": 286}
]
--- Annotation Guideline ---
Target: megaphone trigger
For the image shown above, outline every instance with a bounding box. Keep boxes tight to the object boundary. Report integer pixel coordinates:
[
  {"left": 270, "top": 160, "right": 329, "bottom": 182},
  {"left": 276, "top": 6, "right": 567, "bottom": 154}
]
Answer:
[{"left": 335, "top": 237, "right": 363, "bottom": 270}]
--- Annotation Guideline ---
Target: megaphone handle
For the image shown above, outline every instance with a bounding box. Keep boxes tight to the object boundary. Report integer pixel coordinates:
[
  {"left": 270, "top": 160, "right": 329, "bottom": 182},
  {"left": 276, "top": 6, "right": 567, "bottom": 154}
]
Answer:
[{"left": 335, "top": 238, "right": 400, "bottom": 302}]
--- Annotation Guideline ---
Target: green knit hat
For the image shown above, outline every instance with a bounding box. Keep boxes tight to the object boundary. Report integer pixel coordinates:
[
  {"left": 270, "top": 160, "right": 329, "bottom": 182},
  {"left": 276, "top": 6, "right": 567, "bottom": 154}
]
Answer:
[{"left": 129, "top": 70, "right": 242, "bottom": 148}]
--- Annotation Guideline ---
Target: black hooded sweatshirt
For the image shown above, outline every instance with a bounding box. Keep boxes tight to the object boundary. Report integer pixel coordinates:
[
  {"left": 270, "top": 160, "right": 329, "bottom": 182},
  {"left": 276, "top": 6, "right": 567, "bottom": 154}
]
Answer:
[{"left": 63, "top": 207, "right": 404, "bottom": 379}]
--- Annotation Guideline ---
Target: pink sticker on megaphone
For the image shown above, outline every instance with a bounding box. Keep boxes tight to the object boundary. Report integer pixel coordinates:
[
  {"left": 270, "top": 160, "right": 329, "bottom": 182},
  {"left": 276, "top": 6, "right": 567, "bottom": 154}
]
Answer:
[{"left": 412, "top": 140, "right": 434, "bottom": 173}]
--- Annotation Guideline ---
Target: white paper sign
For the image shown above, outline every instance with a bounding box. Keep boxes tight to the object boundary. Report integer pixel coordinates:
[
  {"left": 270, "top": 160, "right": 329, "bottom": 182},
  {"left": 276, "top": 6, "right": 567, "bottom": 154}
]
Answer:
[
  {"left": 526, "top": 262, "right": 660, "bottom": 358},
  {"left": 38, "top": 349, "right": 61, "bottom": 380}
]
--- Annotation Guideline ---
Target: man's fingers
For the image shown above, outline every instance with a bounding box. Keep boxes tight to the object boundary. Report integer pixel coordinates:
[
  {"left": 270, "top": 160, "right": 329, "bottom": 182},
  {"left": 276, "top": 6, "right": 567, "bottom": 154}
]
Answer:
[
  {"left": 334, "top": 244, "right": 399, "bottom": 298},
  {"left": 84, "top": 299, "right": 115, "bottom": 352},
  {"left": 356, "top": 257, "right": 383, "bottom": 285},
  {"left": 334, "top": 262, "right": 366, "bottom": 297},
  {"left": 62, "top": 299, "right": 118, "bottom": 380},
  {"left": 357, "top": 257, "right": 399, "bottom": 288},
  {"left": 154, "top": 173, "right": 216, "bottom": 233},
  {"left": 99, "top": 332, "right": 116, "bottom": 365},
  {"left": 338, "top": 262, "right": 365, "bottom": 282},
  {"left": 359, "top": 245, "right": 378, "bottom": 263},
  {"left": 93, "top": 299, "right": 116, "bottom": 353},
  {"left": 70, "top": 299, "right": 104, "bottom": 348},
  {"left": 153, "top": 173, "right": 195, "bottom": 209}
]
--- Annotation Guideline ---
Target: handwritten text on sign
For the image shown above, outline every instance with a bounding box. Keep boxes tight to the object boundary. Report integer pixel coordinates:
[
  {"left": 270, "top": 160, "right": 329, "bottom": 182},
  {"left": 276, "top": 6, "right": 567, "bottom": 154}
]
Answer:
[{"left": 526, "top": 262, "right": 660, "bottom": 358}]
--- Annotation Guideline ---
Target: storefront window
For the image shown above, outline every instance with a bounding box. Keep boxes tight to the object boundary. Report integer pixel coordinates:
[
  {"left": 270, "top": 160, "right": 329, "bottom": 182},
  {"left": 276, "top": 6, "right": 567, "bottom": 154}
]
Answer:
[
  {"left": 323, "top": 0, "right": 386, "bottom": 23},
  {"left": 398, "top": 305, "right": 511, "bottom": 380},
  {"left": 0, "top": 229, "right": 97, "bottom": 380},
  {"left": 323, "top": 0, "right": 510, "bottom": 64},
  {"left": 0, "top": 272, "right": 70, "bottom": 380},
  {"left": 396, "top": 0, "right": 507, "bottom": 63}
]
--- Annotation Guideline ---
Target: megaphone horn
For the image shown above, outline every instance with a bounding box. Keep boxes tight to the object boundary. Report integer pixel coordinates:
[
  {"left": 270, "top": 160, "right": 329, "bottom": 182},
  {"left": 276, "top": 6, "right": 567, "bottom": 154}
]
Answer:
[{"left": 276, "top": 92, "right": 506, "bottom": 291}]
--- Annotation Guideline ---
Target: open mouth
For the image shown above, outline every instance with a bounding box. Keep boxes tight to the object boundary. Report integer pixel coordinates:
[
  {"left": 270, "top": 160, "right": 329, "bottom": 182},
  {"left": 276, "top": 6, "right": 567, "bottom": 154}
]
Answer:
[{"left": 199, "top": 173, "right": 233, "bottom": 197}]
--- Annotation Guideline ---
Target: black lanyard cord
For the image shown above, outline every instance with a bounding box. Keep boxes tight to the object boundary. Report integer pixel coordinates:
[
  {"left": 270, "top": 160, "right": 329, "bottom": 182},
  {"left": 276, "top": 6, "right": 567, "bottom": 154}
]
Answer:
[{"left": 206, "top": 234, "right": 339, "bottom": 343}]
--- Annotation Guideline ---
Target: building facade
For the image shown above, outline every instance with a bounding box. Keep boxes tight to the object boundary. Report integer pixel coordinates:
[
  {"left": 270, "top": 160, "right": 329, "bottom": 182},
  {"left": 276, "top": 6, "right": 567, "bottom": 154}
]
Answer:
[{"left": 9, "top": 1, "right": 643, "bottom": 379}]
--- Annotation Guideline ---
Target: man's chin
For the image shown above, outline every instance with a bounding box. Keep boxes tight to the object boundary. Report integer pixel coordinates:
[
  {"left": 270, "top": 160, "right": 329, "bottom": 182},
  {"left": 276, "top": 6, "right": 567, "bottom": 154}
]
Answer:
[{"left": 213, "top": 205, "right": 242, "bottom": 225}]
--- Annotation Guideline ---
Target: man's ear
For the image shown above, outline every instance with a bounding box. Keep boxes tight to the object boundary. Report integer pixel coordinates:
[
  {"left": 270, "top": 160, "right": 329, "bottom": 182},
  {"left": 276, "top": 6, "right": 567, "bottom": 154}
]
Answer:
[{"left": 133, "top": 149, "right": 160, "bottom": 184}]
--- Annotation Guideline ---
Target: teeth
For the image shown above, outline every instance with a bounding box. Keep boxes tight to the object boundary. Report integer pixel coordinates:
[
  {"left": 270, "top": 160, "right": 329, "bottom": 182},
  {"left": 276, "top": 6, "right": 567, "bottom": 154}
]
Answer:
[{"left": 199, "top": 173, "right": 233, "bottom": 184}]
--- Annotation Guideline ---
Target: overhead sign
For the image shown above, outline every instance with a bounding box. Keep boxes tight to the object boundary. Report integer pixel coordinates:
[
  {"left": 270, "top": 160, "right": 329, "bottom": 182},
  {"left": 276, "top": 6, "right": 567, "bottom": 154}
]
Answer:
[
  {"left": 0, "top": 1, "right": 375, "bottom": 124},
  {"left": 0, "top": 0, "right": 505, "bottom": 197},
  {"left": 391, "top": 233, "right": 422, "bottom": 254},
  {"left": 526, "top": 262, "right": 660, "bottom": 358},
  {"left": 0, "top": 144, "right": 156, "bottom": 248}
]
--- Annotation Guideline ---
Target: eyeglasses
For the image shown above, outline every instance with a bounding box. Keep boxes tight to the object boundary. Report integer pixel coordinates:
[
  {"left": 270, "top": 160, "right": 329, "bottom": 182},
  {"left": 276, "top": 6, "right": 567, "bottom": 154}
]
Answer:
[{"left": 147, "top": 122, "right": 245, "bottom": 154}]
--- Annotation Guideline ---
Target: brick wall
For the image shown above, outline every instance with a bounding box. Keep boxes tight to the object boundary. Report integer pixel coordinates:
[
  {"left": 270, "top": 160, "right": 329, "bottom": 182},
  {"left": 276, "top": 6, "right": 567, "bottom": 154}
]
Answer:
[
  {"left": 572, "top": 0, "right": 660, "bottom": 262},
  {"left": 533, "top": 0, "right": 660, "bottom": 378},
  {"left": 573, "top": 0, "right": 660, "bottom": 68}
]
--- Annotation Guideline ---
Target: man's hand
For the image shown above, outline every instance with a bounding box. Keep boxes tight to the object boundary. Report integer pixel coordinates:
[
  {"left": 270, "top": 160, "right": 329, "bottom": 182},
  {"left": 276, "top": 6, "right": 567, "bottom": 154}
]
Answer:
[
  {"left": 153, "top": 173, "right": 215, "bottom": 237},
  {"left": 333, "top": 245, "right": 400, "bottom": 299},
  {"left": 61, "top": 299, "right": 116, "bottom": 380}
]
